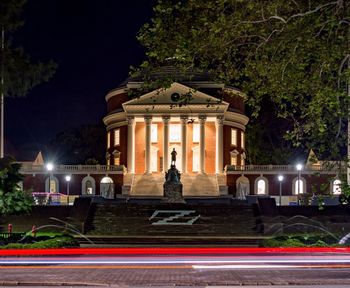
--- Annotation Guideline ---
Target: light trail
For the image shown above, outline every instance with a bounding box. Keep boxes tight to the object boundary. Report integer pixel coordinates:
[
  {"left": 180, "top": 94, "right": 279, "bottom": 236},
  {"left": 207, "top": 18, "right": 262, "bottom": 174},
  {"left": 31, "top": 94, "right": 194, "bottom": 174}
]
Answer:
[
  {"left": 0, "top": 247, "right": 349, "bottom": 256},
  {"left": 1, "top": 258, "right": 350, "bottom": 265}
]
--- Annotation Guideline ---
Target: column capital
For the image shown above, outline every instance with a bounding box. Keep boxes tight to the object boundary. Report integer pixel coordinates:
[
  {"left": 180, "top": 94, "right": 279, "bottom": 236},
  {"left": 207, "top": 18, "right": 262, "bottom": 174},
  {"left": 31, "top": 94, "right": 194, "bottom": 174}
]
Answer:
[
  {"left": 216, "top": 115, "right": 224, "bottom": 125},
  {"left": 162, "top": 115, "right": 171, "bottom": 124},
  {"left": 127, "top": 116, "right": 135, "bottom": 126},
  {"left": 144, "top": 116, "right": 152, "bottom": 124},
  {"left": 198, "top": 115, "right": 207, "bottom": 124},
  {"left": 180, "top": 115, "right": 188, "bottom": 124}
]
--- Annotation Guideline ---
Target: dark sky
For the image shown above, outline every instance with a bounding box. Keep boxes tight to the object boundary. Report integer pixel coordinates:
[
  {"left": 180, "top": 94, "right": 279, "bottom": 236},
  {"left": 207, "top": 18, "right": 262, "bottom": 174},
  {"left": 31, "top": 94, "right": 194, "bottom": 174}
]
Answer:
[{"left": 6, "top": 0, "right": 155, "bottom": 157}]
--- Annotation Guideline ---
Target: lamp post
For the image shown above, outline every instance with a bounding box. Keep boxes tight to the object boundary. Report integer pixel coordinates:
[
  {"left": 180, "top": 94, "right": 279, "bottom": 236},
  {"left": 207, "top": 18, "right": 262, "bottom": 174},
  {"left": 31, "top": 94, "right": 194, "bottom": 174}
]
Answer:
[
  {"left": 46, "top": 163, "right": 54, "bottom": 192},
  {"left": 65, "top": 175, "right": 71, "bottom": 205},
  {"left": 296, "top": 164, "right": 303, "bottom": 205},
  {"left": 278, "top": 175, "right": 284, "bottom": 206}
]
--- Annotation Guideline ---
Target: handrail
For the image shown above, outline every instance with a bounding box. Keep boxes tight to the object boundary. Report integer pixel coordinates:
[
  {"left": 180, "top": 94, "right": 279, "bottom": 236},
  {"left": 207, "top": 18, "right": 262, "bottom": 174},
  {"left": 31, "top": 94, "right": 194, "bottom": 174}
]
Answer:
[
  {"left": 225, "top": 164, "right": 345, "bottom": 172},
  {"left": 19, "top": 163, "right": 126, "bottom": 174}
]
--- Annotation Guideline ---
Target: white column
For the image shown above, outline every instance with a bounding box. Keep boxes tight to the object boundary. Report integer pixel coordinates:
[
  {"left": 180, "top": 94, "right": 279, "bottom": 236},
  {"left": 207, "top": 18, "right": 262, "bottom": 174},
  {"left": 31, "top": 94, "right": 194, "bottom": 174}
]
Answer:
[
  {"left": 162, "top": 116, "right": 170, "bottom": 172},
  {"left": 144, "top": 116, "right": 152, "bottom": 174},
  {"left": 127, "top": 117, "right": 135, "bottom": 173},
  {"left": 199, "top": 115, "right": 206, "bottom": 174},
  {"left": 215, "top": 116, "right": 224, "bottom": 174},
  {"left": 180, "top": 116, "right": 188, "bottom": 173}
]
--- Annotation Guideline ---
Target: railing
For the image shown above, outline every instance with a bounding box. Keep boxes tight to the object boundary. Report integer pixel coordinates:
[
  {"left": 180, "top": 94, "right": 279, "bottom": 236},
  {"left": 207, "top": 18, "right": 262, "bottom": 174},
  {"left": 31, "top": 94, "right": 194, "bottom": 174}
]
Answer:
[
  {"left": 19, "top": 163, "right": 127, "bottom": 174},
  {"left": 225, "top": 164, "right": 345, "bottom": 172}
]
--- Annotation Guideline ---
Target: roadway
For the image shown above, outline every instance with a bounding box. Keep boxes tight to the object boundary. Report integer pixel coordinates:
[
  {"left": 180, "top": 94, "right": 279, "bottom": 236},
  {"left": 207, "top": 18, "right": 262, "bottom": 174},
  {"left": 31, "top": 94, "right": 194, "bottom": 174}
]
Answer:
[{"left": 0, "top": 248, "right": 350, "bottom": 286}]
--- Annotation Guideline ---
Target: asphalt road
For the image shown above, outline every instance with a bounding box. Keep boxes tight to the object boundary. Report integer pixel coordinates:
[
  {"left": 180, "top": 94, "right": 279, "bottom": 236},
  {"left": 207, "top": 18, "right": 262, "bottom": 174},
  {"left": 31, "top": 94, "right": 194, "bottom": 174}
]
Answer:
[{"left": 1, "top": 250, "right": 350, "bottom": 286}]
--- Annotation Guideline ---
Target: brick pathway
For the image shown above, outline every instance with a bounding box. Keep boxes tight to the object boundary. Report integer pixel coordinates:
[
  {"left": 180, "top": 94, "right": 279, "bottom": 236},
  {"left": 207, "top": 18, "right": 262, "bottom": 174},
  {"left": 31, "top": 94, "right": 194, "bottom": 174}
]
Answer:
[{"left": 0, "top": 266, "right": 350, "bottom": 286}]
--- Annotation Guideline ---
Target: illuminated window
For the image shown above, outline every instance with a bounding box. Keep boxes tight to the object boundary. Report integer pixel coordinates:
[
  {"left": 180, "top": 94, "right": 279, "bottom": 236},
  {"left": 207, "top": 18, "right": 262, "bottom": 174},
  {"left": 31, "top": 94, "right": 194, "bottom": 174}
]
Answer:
[
  {"left": 255, "top": 177, "right": 268, "bottom": 195},
  {"left": 49, "top": 180, "right": 56, "bottom": 193},
  {"left": 193, "top": 124, "right": 199, "bottom": 142},
  {"left": 151, "top": 124, "right": 158, "bottom": 143},
  {"left": 46, "top": 176, "right": 59, "bottom": 193},
  {"left": 332, "top": 179, "right": 342, "bottom": 195},
  {"left": 114, "top": 156, "right": 120, "bottom": 165},
  {"left": 114, "top": 129, "right": 120, "bottom": 146},
  {"left": 231, "top": 156, "right": 237, "bottom": 166},
  {"left": 241, "top": 131, "right": 245, "bottom": 148},
  {"left": 170, "top": 124, "right": 181, "bottom": 142},
  {"left": 107, "top": 131, "right": 111, "bottom": 148},
  {"left": 257, "top": 180, "right": 266, "bottom": 194},
  {"left": 293, "top": 178, "right": 306, "bottom": 195},
  {"left": 231, "top": 129, "right": 237, "bottom": 146}
]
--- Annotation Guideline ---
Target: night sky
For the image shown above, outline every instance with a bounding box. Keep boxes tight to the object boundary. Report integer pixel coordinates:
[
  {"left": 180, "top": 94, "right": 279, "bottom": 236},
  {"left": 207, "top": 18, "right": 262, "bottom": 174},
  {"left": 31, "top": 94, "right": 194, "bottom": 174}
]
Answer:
[{"left": 6, "top": 0, "right": 155, "bottom": 158}]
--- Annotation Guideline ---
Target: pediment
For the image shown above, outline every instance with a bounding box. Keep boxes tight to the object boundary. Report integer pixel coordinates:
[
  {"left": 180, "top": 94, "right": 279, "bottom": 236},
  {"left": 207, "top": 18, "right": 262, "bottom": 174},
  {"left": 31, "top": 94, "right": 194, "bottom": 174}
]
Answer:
[{"left": 122, "top": 82, "right": 228, "bottom": 107}]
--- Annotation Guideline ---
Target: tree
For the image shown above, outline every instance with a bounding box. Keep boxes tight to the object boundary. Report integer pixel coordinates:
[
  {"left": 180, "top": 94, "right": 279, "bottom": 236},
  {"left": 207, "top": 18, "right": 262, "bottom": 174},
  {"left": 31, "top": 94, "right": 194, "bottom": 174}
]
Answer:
[
  {"left": 49, "top": 124, "right": 106, "bottom": 165},
  {"left": 137, "top": 0, "right": 350, "bottom": 161},
  {"left": 0, "top": 0, "right": 57, "bottom": 156},
  {"left": 0, "top": 157, "right": 33, "bottom": 215}
]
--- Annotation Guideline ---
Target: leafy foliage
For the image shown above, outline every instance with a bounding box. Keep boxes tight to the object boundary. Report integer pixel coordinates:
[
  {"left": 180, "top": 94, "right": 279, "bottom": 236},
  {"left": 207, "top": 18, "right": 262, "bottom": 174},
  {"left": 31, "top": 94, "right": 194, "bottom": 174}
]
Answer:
[
  {"left": 0, "top": 0, "right": 56, "bottom": 98},
  {"left": 0, "top": 157, "right": 33, "bottom": 215},
  {"left": 138, "top": 0, "right": 350, "bottom": 160},
  {"left": 262, "top": 234, "right": 342, "bottom": 247},
  {"left": 49, "top": 124, "right": 106, "bottom": 165}
]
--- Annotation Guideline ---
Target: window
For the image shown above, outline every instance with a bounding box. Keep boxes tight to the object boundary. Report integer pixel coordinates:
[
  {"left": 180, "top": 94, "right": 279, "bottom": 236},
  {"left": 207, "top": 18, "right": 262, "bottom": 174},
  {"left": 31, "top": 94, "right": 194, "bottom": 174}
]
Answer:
[
  {"left": 86, "top": 181, "right": 93, "bottom": 194},
  {"left": 151, "top": 124, "right": 158, "bottom": 143},
  {"left": 332, "top": 179, "right": 342, "bottom": 195},
  {"left": 257, "top": 180, "right": 266, "bottom": 194},
  {"left": 82, "top": 176, "right": 96, "bottom": 195},
  {"left": 241, "top": 131, "right": 245, "bottom": 148},
  {"left": 193, "top": 124, "right": 199, "bottom": 142},
  {"left": 107, "top": 131, "right": 111, "bottom": 148},
  {"left": 293, "top": 178, "right": 306, "bottom": 195},
  {"left": 114, "top": 129, "right": 120, "bottom": 146},
  {"left": 170, "top": 124, "right": 181, "bottom": 142},
  {"left": 231, "top": 129, "right": 237, "bottom": 146},
  {"left": 231, "top": 156, "right": 237, "bottom": 166},
  {"left": 49, "top": 179, "right": 57, "bottom": 193},
  {"left": 255, "top": 177, "right": 268, "bottom": 195}
]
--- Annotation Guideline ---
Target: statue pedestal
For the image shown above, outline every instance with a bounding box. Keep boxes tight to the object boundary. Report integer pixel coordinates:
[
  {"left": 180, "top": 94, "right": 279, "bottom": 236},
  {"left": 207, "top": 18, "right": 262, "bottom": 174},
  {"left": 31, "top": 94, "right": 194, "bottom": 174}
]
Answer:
[
  {"left": 163, "top": 182, "right": 184, "bottom": 203},
  {"left": 163, "top": 165, "right": 185, "bottom": 203}
]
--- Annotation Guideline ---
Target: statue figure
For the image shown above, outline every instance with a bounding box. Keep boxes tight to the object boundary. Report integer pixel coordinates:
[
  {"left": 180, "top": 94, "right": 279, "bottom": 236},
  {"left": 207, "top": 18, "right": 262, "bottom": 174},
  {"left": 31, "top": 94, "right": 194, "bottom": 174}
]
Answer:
[{"left": 171, "top": 148, "right": 177, "bottom": 166}]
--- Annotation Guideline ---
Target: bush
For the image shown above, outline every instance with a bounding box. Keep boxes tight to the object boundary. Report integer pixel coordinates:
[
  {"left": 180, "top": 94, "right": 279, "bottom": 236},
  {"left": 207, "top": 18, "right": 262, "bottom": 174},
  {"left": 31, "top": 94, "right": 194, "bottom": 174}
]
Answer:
[
  {"left": 0, "top": 235, "right": 79, "bottom": 249},
  {"left": 262, "top": 234, "right": 343, "bottom": 247}
]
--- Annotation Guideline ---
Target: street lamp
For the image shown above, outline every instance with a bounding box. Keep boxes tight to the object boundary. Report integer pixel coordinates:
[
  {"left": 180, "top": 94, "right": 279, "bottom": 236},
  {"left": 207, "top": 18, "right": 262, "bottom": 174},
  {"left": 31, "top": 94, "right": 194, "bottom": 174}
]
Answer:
[
  {"left": 296, "top": 163, "right": 303, "bottom": 205},
  {"left": 46, "top": 163, "right": 54, "bottom": 193},
  {"left": 65, "top": 175, "right": 71, "bottom": 205},
  {"left": 278, "top": 175, "right": 284, "bottom": 206}
]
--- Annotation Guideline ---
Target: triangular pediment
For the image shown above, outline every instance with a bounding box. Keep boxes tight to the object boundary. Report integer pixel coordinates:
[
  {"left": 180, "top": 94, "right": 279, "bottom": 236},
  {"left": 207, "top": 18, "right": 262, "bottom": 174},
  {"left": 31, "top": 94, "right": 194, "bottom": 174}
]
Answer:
[{"left": 122, "top": 82, "right": 228, "bottom": 106}]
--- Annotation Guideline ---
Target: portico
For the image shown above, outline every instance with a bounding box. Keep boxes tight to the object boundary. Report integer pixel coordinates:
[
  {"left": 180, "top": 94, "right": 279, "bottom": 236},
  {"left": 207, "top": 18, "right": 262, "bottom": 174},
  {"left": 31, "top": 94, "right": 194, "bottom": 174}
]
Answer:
[{"left": 125, "top": 114, "right": 225, "bottom": 175}]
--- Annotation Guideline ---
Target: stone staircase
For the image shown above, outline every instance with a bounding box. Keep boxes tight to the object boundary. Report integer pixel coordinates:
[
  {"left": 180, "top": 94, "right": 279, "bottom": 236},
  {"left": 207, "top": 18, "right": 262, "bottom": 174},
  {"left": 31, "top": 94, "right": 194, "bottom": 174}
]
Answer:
[
  {"left": 130, "top": 174, "right": 164, "bottom": 196},
  {"left": 181, "top": 174, "right": 219, "bottom": 196},
  {"left": 85, "top": 203, "right": 259, "bottom": 239},
  {"left": 128, "top": 173, "right": 223, "bottom": 197}
]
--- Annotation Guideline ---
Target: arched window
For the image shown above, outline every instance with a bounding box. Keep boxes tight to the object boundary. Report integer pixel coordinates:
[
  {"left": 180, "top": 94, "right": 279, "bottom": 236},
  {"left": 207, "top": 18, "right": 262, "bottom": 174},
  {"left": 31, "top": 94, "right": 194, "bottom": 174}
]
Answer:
[
  {"left": 82, "top": 176, "right": 96, "bottom": 195},
  {"left": 100, "top": 176, "right": 114, "bottom": 199},
  {"left": 332, "top": 179, "right": 342, "bottom": 195},
  {"left": 255, "top": 177, "right": 268, "bottom": 195},
  {"left": 45, "top": 176, "right": 59, "bottom": 193},
  {"left": 292, "top": 177, "right": 306, "bottom": 194}
]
